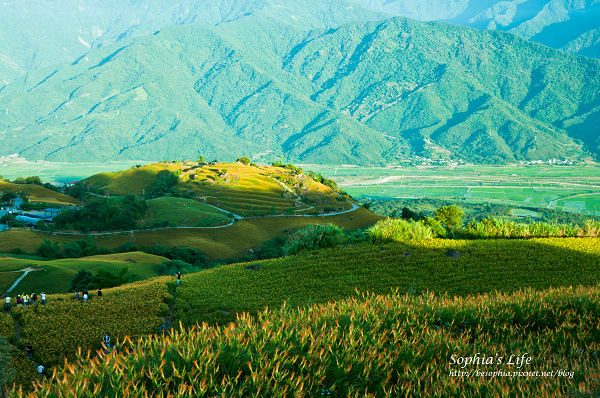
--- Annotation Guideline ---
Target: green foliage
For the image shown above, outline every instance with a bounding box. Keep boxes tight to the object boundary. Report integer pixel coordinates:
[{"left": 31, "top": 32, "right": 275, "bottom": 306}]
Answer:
[
  {"left": 368, "top": 218, "right": 433, "bottom": 242},
  {"left": 435, "top": 205, "right": 464, "bottom": 229},
  {"left": 36, "top": 239, "right": 62, "bottom": 259},
  {"left": 62, "top": 238, "right": 99, "bottom": 259},
  {"left": 236, "top": 157, "right": 251, "bottom": 166},
  {"left": 9, "top": 248, "right": 24, "bottom": 255},
  {"left": 419, "top": 217, "right": 446, "bottom": 238},
  {"left": 0, "top": 337, "right": 15, "bottom": 398},
  {"left": 150, "top": 170, "right": 179, "bottom": 197},
  {"left": 1, "top": 192, "right": 16, "bottom": 202},
  {"left": 69, "top": 267, "right": 133, "bottom": 292},
  {"left": 52, "top": 195, "right": 148, "bottom": 232},
  {"left": 69, "top": 270, "right": 94, "bottom": 293},
  {"left": 141, "top": 245, "right": 207, "bottom": 267},
  {"left": 284, "top": 224, "right": 347, "bottom": 255}
]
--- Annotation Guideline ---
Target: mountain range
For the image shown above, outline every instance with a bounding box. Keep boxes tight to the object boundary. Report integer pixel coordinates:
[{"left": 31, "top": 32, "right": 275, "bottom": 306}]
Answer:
[
  {"left": 357, "top": 0, "right": 600, "bottom": 58},
  {"left": 0, "top": 0, "right": 599, "bottom": 165}
]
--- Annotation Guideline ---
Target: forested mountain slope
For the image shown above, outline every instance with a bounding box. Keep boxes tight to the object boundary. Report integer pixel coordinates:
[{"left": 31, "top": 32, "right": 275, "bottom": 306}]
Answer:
[
  {"left": 357, "top": 0, "right": 600, "bottom": 58},
  {"left": 1, "top": 15, "right": 600, "bottom": 164}
]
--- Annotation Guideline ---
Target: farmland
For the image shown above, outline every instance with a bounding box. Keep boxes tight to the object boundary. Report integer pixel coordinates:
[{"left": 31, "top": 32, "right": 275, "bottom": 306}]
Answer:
[
  {"left": 316, "top": 164, "right": 600, "bottom": 216},
  {"left": 3, "top": 237, "right": 600, "bottom": 396}
]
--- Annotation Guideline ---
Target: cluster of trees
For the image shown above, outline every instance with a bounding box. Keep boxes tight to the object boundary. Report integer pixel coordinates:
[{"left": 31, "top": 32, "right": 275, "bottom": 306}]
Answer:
[
  {"left": 51, "top": 195, "right": 147, "bottom": 232},
  {"left": 150, "top": 170, "right": 180, "bottom": 197},
  {"left": 69, "top": 267, "right": 133, "bottom": 292}
]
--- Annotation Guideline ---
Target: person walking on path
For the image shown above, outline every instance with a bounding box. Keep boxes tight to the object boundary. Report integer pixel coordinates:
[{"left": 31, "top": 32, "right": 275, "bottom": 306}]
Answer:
[
  {"left": 31, "top": 292, "right": 37, "bottom": 306},
  {"left": 37, "top": 364, "right": 44, "bottom": 381},
  {"left": 41, "top": 292, "right": 46, "bottom": 306},
  {"left": 97, "top": 289, "right": 102, "bottom": 298},
  {"left": 22, "top": 293, "right": 29, "bottom": 308},
  {"left": 26, "top": 343, "right": 33, "bottom": 360},
  {"left": 75, "top": 291, "right": 80, "bottom": 302},
  {"left": 175, "top": 271, "right": 182, "bottom": 286},
  {"left": 16, "top": 295, "right": 21, "bottom": 308},
  {"left": 83, "top": 292, "right": 88, "bottom": 303},
  {"left": 4, "top": 295, "right": 10, "bottom": 313}
]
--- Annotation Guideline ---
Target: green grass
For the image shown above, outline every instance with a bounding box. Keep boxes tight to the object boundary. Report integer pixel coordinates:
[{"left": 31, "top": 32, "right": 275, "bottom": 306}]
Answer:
[
  {"left": 1, "top": 252, "right": 167, "bottom": 294},
  {"left": 320, "top": 164, "right": 600, "bottom": 216},
  {"left": 0, "top": 180, "right": 81, "bottom": 205},
  {"left": 138, "top": 196, "right": 231, "bottom": 228}
]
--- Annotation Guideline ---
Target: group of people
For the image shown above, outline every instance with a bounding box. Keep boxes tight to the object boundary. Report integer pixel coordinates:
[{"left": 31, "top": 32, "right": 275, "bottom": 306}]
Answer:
[
  {"left": 75, "top": 288, "right": 103, "bottom": 302},
  {"left": 3, "top": 292, "right": 46, "bottom": 312}
]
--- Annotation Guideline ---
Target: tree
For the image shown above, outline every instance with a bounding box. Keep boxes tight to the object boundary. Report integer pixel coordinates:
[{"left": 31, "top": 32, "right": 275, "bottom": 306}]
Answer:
[
  {"left": 1, "top": 192, "right": 16, "bottom": 203},
  {"left": 69, "top": 270, "right": 94, "bottom": 292},
  {"left": 236, "top": 156, "right": 251, "bottom": 166},
  {"left": 434, "top": 205, "right": 464, "bottom": 229},
  {"left": 0, "top": 337, "right": 15, "bottom": 398},
  {"left": 197, "top": 155, "right": 206, "bottom": 164},
  {"left": 37, "top": 239, "right": 62, "bottom": 259}
]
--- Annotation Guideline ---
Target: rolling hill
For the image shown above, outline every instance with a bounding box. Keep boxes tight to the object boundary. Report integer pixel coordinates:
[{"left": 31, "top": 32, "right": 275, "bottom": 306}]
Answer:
[{"left": 357, "top": 0, "right": 600, "bottom": 58}]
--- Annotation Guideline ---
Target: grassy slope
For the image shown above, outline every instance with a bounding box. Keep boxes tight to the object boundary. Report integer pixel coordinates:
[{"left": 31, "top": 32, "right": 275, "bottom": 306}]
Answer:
[
  {"left": 0, "top": 181, "right": 80, "bottom": 205},
  {"left": 174, "top": 237, "right": 600, "bottom": 325},
  {"left": 0, "top": 252, "right": 167, "bottom": 294},
  {"left": 0, "top": 208, "right": 382, "bottom": 260},
  {"left": 5, "top": 236, "right": 600, "bottom": 391},
  {"left": 138, "top": 196, "right": 231, "bottom": 227},
  {"left": 85, "top": 162, "right": 352, "bottom": 216}
]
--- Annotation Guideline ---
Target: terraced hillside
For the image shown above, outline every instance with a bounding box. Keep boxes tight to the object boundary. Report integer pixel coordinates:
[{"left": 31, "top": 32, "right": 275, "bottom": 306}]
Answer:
[
  {"left": 2, "top": 237, "right": 599, "bottom": 395},
  {"left": 84, "top": 162, "right": 354, "bottom": 216}
]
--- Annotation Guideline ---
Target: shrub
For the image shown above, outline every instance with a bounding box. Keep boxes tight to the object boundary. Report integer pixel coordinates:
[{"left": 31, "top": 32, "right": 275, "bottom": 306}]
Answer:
[
  {"left": 9, "top": 248, "right": 24, "bottom": 255},
  {"left": 284, "top": 224, "right": 347, "bottom": 255},
  {"left": 368, "top": 218, "right": 432, "bottom": 242},
  {"left": 236, "top": 157, "right": 251, "bottom": 166},
  {"left": 434, "top": 205, "right": 464, "bottom": 229}
]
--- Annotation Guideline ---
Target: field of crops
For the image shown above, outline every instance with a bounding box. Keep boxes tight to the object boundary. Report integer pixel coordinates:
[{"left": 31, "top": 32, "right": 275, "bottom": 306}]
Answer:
[
  {"left": 317, "top": 164, "right": 600, "bottom": 216},
  {"left": 0, "top": 208, "right": 383, "bottom": 261},
  {"left": 174, "top": 237, "right": 600, "bottom": 326},
  {"left": 15, "top": 286, "right": 600, "bottom": 397}
]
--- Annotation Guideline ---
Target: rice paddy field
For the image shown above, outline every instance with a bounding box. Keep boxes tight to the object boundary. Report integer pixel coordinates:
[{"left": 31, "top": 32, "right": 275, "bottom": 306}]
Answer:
[{"left": 315, "top": 164, "right": 600, "bottom": 216}]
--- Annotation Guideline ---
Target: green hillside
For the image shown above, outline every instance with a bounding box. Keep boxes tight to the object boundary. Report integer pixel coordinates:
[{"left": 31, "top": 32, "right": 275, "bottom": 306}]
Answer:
[
  {"left": 1, "top": 16, "right": 600, "bottom": 164},
  {"left": 3, "top": 237, "right": 600, "bottom": 395},
  {"left": 0, "top": 252, "right": 167, "bottom": 294},
  {"left": 139, "top": 197, "right": 231, "bottom": 228},
  {"left": 0, "top": 0, "right": 387, "bottom": 86}
]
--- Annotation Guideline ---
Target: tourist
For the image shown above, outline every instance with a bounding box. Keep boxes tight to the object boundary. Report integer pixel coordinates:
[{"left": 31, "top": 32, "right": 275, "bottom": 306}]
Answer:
[
  {"left": 37, "top": 363, "right": 44, "bottom": 381},
  {"left": 75, "top": 291, "right": 80, "bottom": 302},
  {"left": 31, "top": 292, "right": 37, "bottom": 306},
  {"left": 41, "top": 292, "right": 46, "bottom": 306},
  {"left": 16, "top": 295, "right": 21, "bottom": 308},
  {"left": 102, "top": 333, "right": 111, "bottom": 351},
  {"left": 83, "top": 292, "right": 88, "bottom": 302},
  {"left": 175, "top": 271, "right": 182, "bottom": 286},
  {"left": 26, "top": 343, "right": 33, "bottom": 360},
  {"left": 22, "top": 293, "right": 29, "bottom": 308},
  {"left": 4, "top": 295, "right": 10, "bottom": 313},
  {"left": 97, "top": 289, "right": 103, "bottom": 298}
]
